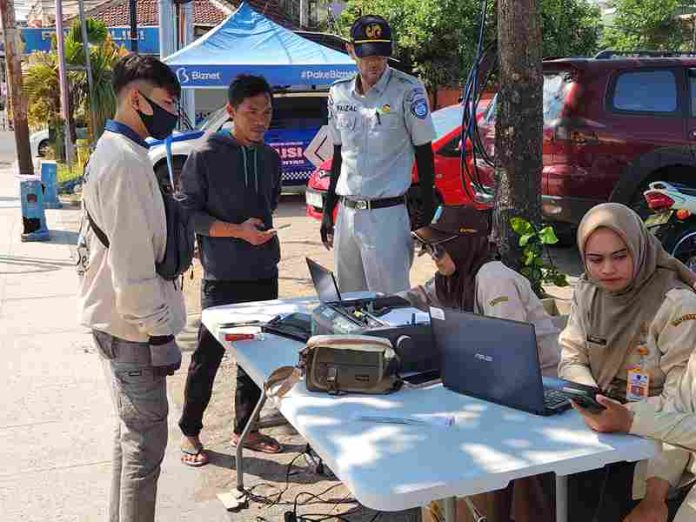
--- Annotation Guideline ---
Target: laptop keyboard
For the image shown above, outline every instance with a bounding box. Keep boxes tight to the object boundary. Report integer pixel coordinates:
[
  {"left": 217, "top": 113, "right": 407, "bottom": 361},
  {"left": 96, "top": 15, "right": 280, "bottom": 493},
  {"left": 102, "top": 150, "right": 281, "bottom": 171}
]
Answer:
[{"left": 544, "top": 388, "right": 570, "bottom": 410}]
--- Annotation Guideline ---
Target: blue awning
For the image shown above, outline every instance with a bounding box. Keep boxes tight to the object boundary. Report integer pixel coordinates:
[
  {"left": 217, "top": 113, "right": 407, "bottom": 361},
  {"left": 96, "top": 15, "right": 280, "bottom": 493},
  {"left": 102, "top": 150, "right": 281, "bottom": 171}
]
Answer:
[{"left": 164, "top": 2, "right": 356, "bottom": 89}]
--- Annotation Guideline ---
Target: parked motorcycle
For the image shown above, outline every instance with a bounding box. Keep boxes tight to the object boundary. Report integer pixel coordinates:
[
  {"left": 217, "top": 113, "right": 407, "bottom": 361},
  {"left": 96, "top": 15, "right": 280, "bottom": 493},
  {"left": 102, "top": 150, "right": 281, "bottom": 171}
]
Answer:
[{"left": 643, "top": 181, "right": 696, "bottom": 271}]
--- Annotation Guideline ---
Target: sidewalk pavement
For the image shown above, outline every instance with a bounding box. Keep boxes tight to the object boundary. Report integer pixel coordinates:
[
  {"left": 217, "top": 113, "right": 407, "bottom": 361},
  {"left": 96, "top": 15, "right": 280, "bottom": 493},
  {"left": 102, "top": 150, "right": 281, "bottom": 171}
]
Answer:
[
  {"left": 0, "top": 167, "right": 231, "bottom": 521},
  {"left": 0, "top": 167, "right": 419, "bottom": 522}
]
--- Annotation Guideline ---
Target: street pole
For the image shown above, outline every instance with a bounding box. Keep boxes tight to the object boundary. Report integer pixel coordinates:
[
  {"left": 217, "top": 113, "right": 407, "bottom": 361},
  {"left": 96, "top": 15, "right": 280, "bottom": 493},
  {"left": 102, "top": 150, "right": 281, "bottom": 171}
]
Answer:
[
  {"left": 129, "top": 0, "right": 138, "bottom": 52},
  {"left": 55, "top": 0, "right": 75, "bottom": 166},
  {"left": 493, "top": 0, "right": 543, "bottom": 273},
  {"left": 181, "top": 0, "right": 195, "bottom": 128},
  {"left": 158, "top": 0, "right": 175, "bottom": 59},
  {"left": 0, "top": 0, "right": 34, "bottom": 175},
  {"left": 300, "top": 0, "right": 306, "bottom": 29},
  {"left": 78, "top": 0, "right": 98, "bottom": 140}
]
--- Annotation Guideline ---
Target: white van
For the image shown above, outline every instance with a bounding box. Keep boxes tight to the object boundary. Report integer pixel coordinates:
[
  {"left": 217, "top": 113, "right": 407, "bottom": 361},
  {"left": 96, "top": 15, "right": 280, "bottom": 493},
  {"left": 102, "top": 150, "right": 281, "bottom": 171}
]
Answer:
[{"left": 147, "top": 91, "right": 331, "bottom": 193}]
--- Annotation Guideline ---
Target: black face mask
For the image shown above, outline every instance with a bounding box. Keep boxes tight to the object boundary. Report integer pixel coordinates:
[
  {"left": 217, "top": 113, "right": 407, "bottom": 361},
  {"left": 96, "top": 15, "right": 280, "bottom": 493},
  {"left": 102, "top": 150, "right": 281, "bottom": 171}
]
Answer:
[{"left": 136, "top": 92, "right": 178, "bottom": 140}]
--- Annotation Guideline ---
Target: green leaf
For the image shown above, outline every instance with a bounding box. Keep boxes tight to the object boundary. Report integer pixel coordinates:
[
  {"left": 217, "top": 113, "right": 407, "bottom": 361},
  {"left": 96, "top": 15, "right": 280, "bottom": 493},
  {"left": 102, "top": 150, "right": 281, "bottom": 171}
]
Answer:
[
  {"left": 524, "top": 250, "right": 536, "bottom": 266},
  {"left": 519, "top": 233, "right": 534, "bottom": 247},
  {"left": 510, "top": 217, "right": 533, "bottom": 236},
  {"left": 538, "top": 226, "right": 559, "bottom": 245},
  {"left": 554, "top": 274, "right": 570, "bottom": 287},
  {"left": 521, "top": 267, "right": 533, "bottom": 279}
]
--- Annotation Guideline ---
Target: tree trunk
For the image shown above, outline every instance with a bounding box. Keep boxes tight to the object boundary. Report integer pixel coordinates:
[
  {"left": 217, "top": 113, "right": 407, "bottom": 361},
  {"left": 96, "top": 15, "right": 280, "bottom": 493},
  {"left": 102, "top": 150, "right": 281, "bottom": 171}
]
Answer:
[
  {"left": 0, "top": 0, "right": 35, "bottom": 175},
  {"left": 494, "top": 0, "right": 543, "bottom": 271}
]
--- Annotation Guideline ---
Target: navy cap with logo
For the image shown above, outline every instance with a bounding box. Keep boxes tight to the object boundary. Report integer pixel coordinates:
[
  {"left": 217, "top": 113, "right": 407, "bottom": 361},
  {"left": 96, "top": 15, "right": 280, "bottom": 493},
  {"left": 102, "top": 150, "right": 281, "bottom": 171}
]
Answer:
[
  {"left": 413, "top": 205, "right": 492, "bottom": 245},
  {"left": 350, "top": 15, "right": 393, "bottom": 58}
]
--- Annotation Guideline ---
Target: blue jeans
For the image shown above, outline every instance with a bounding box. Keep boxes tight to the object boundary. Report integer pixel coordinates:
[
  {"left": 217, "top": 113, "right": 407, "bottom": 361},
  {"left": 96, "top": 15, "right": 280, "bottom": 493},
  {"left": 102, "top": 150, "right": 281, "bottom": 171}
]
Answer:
[{"left": 93, "top": 330, "right": 168, "bottom": 522}]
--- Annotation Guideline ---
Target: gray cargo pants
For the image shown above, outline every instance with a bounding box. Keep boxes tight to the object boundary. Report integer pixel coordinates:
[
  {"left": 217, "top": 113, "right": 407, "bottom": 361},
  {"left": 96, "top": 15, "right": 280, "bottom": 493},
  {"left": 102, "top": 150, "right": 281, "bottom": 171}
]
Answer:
[{"left": 93, "top": 330, "right": 168, "bottom": 522}]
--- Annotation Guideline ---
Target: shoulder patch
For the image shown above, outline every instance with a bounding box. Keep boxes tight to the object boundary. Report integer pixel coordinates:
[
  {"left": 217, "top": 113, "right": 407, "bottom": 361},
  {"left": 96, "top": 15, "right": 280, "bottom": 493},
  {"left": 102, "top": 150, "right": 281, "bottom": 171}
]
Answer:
[
  {"left": 489, "top": 295, "right": 509, "bottom": 307},
  {"left": 672, "top": 313, "right": 696, "bottom": 327},
  {"left": 410, "top": 96, "right": 430, "bottom": 120}
]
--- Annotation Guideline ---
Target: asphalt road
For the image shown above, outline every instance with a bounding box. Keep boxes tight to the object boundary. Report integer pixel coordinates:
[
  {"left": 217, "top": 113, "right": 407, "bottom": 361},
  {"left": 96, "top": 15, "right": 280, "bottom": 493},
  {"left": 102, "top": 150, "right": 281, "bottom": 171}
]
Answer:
[{"left": 0, "top": 128, "right": 582, "bottom": 282}]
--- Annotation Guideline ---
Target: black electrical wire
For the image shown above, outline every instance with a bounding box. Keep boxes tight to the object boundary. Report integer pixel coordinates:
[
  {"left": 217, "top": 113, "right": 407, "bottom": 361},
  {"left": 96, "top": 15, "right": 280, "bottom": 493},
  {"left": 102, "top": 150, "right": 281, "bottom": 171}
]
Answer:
[{"left": 460, "top": 0, "right": 497, "bottom": 205}]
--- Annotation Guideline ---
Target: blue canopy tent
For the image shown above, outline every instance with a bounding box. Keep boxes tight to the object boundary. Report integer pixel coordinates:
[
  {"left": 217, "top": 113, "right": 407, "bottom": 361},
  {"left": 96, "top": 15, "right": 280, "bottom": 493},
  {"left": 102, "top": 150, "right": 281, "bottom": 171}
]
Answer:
[{"left": 164, "top": 2, "right": 357, "bottom": 89}]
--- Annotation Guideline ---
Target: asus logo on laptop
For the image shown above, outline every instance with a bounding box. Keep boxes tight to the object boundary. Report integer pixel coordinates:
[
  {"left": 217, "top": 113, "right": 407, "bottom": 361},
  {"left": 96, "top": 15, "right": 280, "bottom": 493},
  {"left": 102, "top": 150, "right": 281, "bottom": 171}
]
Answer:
[{"left": 474, "top": 353, "right": 493, "bottom": 362}]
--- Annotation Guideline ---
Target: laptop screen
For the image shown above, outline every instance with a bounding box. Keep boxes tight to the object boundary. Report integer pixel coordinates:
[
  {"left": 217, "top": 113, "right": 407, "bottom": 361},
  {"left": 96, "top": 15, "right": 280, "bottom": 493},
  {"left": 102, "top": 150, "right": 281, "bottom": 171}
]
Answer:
[
  {"left": 306, "top": 258, "right": 341, "bottom": 303},
  {"left": 430, "top": 306, "right": 547, "bottom": 415}
]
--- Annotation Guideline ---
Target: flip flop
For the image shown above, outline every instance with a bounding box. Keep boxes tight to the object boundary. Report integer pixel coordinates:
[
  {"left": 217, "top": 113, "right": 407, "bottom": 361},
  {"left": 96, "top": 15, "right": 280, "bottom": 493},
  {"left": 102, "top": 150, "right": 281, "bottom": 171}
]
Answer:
[
  {"left": 180, "top": 439, "right": 209, "bottom": 467},
  {"left": 231, "top": 433, "right": 283, "bottom": 454}
]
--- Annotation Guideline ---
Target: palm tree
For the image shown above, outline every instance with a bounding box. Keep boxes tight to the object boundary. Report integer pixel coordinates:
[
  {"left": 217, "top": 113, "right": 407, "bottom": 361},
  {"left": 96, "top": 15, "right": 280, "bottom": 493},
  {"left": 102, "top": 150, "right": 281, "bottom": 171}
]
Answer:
[{"left": 23, "top": 18, "right": 125, "bottom": 156}]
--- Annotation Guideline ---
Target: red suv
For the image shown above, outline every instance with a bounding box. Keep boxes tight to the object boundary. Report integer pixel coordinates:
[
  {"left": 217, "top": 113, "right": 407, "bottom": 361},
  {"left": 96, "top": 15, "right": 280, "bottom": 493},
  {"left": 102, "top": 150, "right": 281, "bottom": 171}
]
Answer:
[
  {"left": 305, "top": 102, "right": 491, "bottom": 220},
  {"left": 476, "top": 53, "right": 696, "bottom": 228}
]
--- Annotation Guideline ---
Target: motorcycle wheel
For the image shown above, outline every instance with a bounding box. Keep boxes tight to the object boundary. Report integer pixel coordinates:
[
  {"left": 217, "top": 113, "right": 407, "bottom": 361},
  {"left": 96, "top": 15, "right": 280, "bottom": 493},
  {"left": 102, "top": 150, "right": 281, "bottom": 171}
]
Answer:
[{"left": 671, "top": 229, "right": 696, "bottom": 272}]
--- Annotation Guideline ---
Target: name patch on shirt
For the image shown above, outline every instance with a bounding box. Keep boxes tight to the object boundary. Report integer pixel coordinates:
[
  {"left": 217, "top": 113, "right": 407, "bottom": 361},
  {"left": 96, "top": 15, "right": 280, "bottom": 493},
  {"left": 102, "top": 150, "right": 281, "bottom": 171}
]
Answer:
[
  {"left": 672, "top": 313, "right": 696, "bottom": 327},
  {"left": 489, "top": 296, "right": 509, "bottom": 307},
  {"left": 336, "top": 104, "right": 358, "bottom": 113},
  {"left": 587, "top": 335, "right": 607, "bottom": 346}
]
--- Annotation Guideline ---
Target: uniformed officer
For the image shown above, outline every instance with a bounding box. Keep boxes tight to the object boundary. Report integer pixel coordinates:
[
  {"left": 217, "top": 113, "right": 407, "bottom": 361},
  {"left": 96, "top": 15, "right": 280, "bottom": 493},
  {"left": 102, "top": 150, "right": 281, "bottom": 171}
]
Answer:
[{"left": 320, "top": 14, "right": 437, "bottom": 295}]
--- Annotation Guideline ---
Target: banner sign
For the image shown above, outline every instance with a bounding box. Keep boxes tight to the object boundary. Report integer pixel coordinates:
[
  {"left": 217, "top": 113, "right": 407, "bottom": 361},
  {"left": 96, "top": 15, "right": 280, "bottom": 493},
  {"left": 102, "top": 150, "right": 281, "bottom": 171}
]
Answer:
[{"left": 21, "top": 26, "right": 160, "bottom": 54}]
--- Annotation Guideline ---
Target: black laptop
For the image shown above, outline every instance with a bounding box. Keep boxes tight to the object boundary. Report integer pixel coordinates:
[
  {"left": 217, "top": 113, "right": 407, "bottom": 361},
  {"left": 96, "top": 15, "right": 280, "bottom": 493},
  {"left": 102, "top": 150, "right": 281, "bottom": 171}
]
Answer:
[
  {"left": 431, "top": 306, "right": 571, "bottom": 416},
  {"left": 307, "top": 258, "right": 359, "bottom": 304}
]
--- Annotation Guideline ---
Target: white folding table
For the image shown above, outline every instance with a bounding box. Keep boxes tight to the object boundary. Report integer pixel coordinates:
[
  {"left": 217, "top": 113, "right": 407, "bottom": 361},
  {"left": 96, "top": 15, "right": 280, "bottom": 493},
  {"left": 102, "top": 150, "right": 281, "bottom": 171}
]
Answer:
[{"left": 202, "top": 297, "right": 659, "bottom": 521}]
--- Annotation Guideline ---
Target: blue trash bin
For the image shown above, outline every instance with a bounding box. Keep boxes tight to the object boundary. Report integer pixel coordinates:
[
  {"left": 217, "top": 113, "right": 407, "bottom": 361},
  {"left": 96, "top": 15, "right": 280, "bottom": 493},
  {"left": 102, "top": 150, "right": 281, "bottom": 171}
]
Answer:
[
  {"left": 20, "top": 178, "right": 50, "bottom": 242},
  {"left": 40, "top": 160, "right": 62, "bottom": 209}
]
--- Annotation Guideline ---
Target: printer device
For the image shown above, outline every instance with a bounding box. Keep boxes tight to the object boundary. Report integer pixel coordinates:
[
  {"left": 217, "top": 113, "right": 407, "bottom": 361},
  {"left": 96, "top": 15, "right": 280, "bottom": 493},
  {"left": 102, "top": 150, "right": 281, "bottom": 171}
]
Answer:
[{"left": 306, "top": 258, "right": 438, "bottom": 374}]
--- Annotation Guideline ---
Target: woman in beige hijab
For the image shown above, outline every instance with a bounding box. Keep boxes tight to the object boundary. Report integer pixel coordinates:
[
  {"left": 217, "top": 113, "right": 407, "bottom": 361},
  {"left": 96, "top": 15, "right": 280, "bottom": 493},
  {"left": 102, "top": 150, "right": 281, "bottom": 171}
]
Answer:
[{"left": 559, "top": 203, "right": 696, "bottom": 522}]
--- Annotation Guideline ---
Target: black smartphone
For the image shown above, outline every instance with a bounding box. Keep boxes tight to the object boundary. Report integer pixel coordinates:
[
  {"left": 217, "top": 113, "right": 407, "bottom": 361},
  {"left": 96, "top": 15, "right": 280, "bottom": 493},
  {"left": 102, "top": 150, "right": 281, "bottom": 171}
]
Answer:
[
  {"left": 557, "top": 385, "right": 606, "bottom": 413},
  {"left": 543, "top": 377, "right": 607, "bottom": 414},
  {"left": 401, "top": 370, "right": 441, "bottom": 388}
]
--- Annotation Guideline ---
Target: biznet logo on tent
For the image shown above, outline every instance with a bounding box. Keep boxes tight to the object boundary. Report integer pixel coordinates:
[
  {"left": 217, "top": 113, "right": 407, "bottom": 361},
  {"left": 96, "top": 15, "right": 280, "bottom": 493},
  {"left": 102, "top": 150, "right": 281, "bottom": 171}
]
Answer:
[
  {"left": 301, "top": 70, "right": 353, "bottom": 81},
  {"left": 175, "top": 68, "right": 222, "bottom": 84}
]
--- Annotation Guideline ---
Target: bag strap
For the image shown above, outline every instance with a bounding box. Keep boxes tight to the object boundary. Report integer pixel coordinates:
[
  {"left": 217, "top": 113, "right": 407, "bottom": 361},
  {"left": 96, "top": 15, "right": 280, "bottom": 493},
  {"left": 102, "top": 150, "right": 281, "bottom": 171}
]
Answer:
[
  {"left": 86, "top": 209, "right": 110, "bottom": 248},
  {"left": 265, "top": 366, "right": 302, "bottom": 399}
]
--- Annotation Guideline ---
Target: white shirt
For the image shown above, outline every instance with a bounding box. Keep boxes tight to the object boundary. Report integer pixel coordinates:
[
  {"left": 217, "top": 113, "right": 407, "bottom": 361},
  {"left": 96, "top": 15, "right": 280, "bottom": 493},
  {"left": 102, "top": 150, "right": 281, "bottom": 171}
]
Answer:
[
  {"left": 328, "top": 67, "right": 436, "bottom": 199},
  {"left": 78, "top": 129, "right": 186, "bottom": 342}
]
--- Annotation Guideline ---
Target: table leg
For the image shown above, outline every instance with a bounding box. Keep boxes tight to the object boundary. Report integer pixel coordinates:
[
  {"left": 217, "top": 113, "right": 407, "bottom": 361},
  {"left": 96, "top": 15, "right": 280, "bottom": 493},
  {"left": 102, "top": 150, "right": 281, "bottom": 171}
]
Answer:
[
  {"left": 235, "top": 389, "right": 268, "bottom": 491},
  {"left": 556, "top": 474, "right": 568, "bottom": 522}
]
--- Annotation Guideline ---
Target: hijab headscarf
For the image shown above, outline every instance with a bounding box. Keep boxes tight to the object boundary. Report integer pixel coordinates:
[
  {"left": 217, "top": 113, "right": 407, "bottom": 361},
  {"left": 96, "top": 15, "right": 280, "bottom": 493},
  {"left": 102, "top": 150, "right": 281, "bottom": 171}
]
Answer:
[
  {"left": 574, "top": 203, "right": 696, "bottom": 389},
  {"left": 434, "top": 234, "right": 492, "bottom": 311}
]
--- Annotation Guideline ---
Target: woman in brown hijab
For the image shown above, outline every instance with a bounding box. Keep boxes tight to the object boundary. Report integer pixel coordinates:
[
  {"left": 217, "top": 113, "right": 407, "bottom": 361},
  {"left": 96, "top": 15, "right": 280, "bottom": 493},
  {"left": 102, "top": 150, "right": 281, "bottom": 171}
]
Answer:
[
  {"left": 559, "top": 203, "right": 696, "bottom": 522},
  {"left": 405, "top": 206, "right": 562, "bottom": 522},
  {"left": 402, "top": 205, "right": 561, "bottom": 376}
]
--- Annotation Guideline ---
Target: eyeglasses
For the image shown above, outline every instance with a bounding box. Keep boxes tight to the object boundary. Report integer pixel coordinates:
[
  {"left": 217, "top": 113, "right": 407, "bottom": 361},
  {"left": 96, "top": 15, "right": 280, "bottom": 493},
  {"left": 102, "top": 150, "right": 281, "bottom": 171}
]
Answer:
[{"left": 414, "top": 236, "right": 446, "bottom": 260}]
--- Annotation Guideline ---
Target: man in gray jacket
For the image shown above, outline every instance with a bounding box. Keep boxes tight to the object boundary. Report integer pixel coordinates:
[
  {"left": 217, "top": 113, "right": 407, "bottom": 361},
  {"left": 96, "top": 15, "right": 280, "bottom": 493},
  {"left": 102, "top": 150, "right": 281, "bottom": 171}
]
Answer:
[
  {"left": 78, "top": 55, "right": 185, "bottom": 522},
  {"left": 178, "top": 75, "right": 283, "bottom": 466}
]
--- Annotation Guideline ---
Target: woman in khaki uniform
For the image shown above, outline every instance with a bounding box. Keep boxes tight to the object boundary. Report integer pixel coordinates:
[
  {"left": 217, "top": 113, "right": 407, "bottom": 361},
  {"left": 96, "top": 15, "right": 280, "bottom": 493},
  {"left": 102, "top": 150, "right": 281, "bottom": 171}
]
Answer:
[
  {"left": 403, "top": 206, "right": 560, "bottom": 522},
  {"left": 558, "top": 203, "right": 696, "bottom": 522},
  {"left": 401, "top": 205, "right": 561, "bottom": 377},
  {"left": 575, "top": 343, "right": 696, "bottom": 521}
]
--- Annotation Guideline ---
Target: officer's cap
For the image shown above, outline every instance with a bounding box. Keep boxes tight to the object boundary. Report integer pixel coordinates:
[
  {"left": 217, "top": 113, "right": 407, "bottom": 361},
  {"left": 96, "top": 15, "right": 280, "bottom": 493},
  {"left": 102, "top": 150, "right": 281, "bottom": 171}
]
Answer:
[
  {"left": 350, "top": 15, "right": 393, "bottom": 58},
  {"left": 414, "top": 206, "right": 492, "bottom": 245}
]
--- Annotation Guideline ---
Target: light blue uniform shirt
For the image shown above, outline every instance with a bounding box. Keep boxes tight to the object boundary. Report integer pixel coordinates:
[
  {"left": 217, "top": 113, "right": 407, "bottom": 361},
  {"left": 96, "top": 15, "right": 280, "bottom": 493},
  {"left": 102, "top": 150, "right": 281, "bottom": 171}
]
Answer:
[{"left": 328, "top": 67, "right": 436, "bottom": 199}]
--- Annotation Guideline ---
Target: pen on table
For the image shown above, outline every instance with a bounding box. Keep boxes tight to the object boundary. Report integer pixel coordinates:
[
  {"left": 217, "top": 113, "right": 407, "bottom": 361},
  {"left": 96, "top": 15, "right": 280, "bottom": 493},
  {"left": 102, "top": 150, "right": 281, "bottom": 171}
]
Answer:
[{"left": 353, "top": 414, "right": 454, "bottom": 428}]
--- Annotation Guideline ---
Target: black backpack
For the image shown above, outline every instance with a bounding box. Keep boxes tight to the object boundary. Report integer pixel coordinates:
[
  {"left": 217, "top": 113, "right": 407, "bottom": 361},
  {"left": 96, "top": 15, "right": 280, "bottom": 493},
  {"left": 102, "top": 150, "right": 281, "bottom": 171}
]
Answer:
[{"left": 86, "top": 139, "right": 195, "bottom": 281}]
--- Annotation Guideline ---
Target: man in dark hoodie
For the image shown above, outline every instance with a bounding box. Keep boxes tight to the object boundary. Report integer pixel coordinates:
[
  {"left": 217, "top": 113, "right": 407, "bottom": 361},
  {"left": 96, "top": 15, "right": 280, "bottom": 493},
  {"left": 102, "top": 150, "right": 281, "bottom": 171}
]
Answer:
[{"left": 178, "top": 75, "right": 283, "bottom": 466}]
